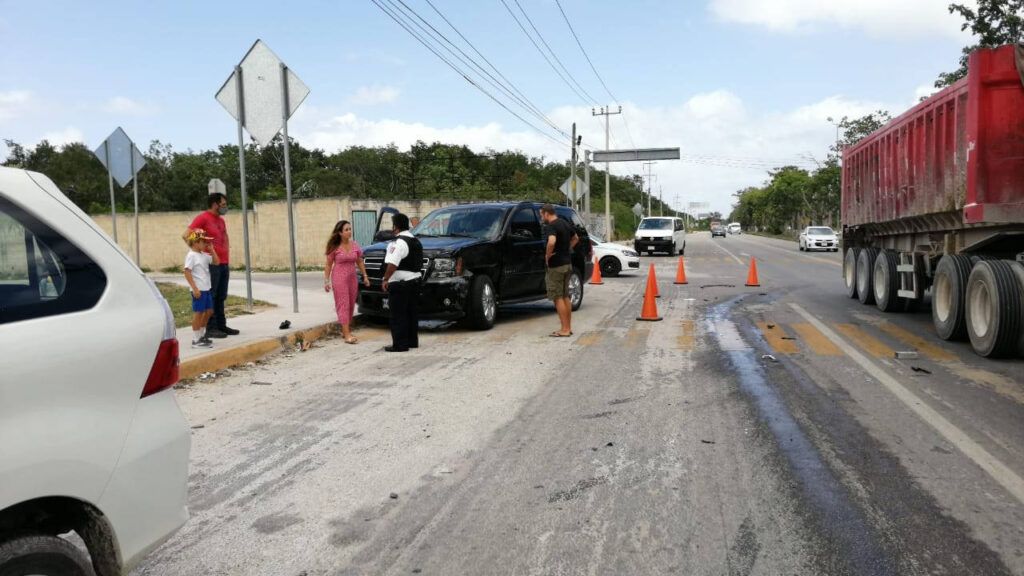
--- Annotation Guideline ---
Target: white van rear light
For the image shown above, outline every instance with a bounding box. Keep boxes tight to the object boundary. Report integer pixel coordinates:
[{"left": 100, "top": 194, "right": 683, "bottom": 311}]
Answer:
[{"left": 142, "top": 339, "right": 180, "bottom": 398}]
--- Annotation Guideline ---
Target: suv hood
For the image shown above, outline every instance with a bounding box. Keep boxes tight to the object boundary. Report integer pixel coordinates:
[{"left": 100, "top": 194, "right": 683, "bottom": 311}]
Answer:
[{"left": 363, "top": 235, "right": 485, "bottom": 256}]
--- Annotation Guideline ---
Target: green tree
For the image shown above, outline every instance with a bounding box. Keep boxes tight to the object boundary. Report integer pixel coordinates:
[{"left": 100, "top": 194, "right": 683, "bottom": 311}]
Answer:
[{"left": 935, "top": 0, "right": 1024, "bottom": 87}]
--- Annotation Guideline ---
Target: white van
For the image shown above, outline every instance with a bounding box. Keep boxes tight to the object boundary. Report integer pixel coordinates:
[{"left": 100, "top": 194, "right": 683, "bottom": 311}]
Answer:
[
  {"left": 634, "top": 216, "right": 686, "bottom": 256},
  {"left": 0, "top": 167, "right": 190, "bottom": 574},
  {"left": 728, "top": 222, "right": 742, "bottom": 235}
]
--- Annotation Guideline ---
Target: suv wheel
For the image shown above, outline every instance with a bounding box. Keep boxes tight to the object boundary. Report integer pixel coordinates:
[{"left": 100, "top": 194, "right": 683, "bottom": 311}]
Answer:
[
  {"left": 0, "top": 535, "right": 93, "bottom": 576},
  {"left": 569, "top": 268, "right": 584, "bottom": 311},
  {"left": 467, "top": 275, "right": 497, "bottom": 330}
]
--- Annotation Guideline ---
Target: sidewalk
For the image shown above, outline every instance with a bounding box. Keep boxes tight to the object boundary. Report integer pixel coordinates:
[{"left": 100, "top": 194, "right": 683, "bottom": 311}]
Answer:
[{"left": 150, "top": 271, "right": 345, "bottom": 379}]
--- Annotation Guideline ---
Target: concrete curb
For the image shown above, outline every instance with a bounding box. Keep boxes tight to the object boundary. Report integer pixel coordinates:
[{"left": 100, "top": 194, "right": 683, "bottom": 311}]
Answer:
[{"left": 178, "top": 316, "right": 367, "bottom": 380}]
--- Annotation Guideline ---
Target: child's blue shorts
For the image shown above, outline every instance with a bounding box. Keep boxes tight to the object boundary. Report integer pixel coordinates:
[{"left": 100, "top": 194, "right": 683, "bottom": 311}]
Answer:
[{"left": 191, "top": 290, "right": 213, "bottom": 312}]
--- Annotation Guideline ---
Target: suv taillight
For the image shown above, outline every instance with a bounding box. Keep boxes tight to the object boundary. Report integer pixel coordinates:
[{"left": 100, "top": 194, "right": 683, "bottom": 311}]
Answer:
[
  {"left": 142, "top": 339, "right": 180, "bottom": 398},
  {"left": 142, "top": 276, "right": 181, "bottom": 398}
]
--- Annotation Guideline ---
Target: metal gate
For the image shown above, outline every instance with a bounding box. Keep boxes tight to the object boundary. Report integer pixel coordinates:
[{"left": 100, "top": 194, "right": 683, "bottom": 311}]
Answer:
[{"left": 352, "top": 210, "right": 377, "bottom": 248}]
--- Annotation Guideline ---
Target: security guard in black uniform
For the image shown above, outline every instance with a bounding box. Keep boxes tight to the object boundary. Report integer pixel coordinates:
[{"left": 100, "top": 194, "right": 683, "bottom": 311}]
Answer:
[{"left": 381, "top": 213, "right": 422, "bottom": 352}]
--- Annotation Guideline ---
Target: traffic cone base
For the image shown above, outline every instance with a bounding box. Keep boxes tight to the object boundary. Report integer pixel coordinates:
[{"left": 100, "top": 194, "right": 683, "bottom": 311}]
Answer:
[
  {"left": 637, "top": 263, "right": 663, "bottom": 321},
  {"left": 674, "top": 256, "right": 688, "bottom": 285},
  {"left": 745, "top": 257, "right": 761, "bottom": 287},
  {"left": 590, "top": 257, "right": 603, "bottom": 285}
]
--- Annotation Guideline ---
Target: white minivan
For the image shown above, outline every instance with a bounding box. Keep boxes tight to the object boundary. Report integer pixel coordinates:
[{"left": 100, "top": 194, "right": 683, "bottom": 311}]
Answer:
[
  {"left": 633, "top": 216, "right": 686, "bottom": 256},
  {"left": 0, "top": 167, "right": 190, "bottom": 575}
]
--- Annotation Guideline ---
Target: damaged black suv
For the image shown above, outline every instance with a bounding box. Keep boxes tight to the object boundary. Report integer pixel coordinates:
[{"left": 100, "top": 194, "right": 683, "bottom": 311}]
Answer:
[{"left": 358, "top": 202, "right": 594, "bottom": 330}]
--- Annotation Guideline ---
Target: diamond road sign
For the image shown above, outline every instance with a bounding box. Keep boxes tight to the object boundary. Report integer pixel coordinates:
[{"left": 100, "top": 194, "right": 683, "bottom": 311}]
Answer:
[
  {"left": 215, "top": 39, "right": 310, "bottom": 146},
  {"left": 559, "top": 175, "right": 588, "bottom": 199},
  {"left": 93, "top": 127, "right": 145, "bottom": 187}
]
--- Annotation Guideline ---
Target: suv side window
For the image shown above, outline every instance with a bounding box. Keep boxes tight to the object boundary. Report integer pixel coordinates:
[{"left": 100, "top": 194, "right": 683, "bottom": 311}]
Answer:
[
  {"left": 0, "top": 197, "right": 107, "bottom": 325},
  {"left": 510, "top": 206, "right": 541, "bottom": 240}
]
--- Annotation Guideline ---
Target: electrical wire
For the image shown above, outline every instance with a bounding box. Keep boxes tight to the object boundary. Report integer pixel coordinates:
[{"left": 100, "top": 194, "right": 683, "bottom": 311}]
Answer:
[
  {"left": 498, "top": 0, "right": 595, "bottom": 106},
  {"left": 384, "top": 0, "right": 569, "bottom": 139},
  {"left": 370, "top": 0, "right": 567, "bottom": 148},
  {"left": 511, "top": 0, "right": 599, "bottom": 105}
]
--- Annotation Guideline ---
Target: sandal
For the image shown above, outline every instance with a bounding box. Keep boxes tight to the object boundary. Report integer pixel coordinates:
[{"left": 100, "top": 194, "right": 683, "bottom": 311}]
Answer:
[
  {"left": 344, "top": 336, "right": 359, "bottom": 344},
  {"left": 549, "top": 331, "right": 572, "bottom": 337}
]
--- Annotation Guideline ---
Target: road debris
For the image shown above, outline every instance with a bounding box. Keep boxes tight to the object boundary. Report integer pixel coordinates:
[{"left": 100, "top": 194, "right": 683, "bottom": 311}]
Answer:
[
  {"left": 911, "top": 366, "right": 932, "bottom": 374},
  {"left": 279, "top": 320, "right": 291, "bottom": 330},
  {"left": 781, "top": 336, "right": 796, "bottom": 340},
  {"left": 767, "top": 324, "right": 776, "bottom": 329},
  {"left": 761, "top": 354, "right": 777, "bottom": 362},
  {"left": 700, "top": 439, "right": 715, "bottom": 444},
  {"left": 389, "top": 492, "right": 399, "bottom": 500},
  {"left": 251, "top": 381, "right": 273, "bottom": 386},
  {"left": 190, "top": 424, "right": 205, "bottom": 429},
  {"left": 895, "top": 351, "right": 920, "bottom": 360}
]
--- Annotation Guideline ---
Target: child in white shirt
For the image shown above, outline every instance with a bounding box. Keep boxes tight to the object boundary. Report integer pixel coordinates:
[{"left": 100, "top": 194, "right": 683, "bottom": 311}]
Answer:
[{"left": 184, "top": 229, "right": 219, "bottom": 348}]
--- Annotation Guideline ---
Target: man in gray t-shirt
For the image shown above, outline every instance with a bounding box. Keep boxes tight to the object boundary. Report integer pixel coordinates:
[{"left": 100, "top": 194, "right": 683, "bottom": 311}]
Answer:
[{"left": 540, "top": 204, "right": 578, "bottom": 337}]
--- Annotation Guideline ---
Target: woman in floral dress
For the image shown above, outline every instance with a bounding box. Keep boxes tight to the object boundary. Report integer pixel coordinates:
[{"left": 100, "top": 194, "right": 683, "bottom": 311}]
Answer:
[{"left": 324, "top": 220, "right": 370, "bottom": 344}]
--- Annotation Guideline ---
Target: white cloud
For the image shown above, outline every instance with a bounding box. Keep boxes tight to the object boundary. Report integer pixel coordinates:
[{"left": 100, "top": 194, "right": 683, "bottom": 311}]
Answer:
[
  {"left": 0, "top": 90, "right": 32, "bottom": 121},
  {"left": 103, "top": 96, "right": 158, "bottom": 116},
  {"left": 708, "top": 0, "right": 972, "bottom": 39},
  {"left": 40, "top": 127, "right": 84, "bottom": 147},
  {"left": 913, "top": 83, "right": 940, "bottom": 104},
  {"left": 294, "top": 90, "right": 895, "bottom": 216},
  {"left": 347, "top": 85, "right": 401, "bottom": 106}
]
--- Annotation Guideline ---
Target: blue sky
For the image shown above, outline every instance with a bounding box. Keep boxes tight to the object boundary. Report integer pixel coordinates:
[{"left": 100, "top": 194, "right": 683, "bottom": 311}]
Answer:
[{"left": 0, "top": 0, "right": 971, "bottom": 214}]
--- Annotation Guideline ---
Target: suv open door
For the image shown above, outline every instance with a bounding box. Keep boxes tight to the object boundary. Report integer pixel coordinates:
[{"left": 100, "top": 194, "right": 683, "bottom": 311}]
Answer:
[{"left": 374, "top": 206, "right": 400, "bottom": 243}]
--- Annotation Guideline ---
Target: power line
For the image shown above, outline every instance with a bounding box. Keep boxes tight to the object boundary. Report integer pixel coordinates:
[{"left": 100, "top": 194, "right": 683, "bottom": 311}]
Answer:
[
  {"left": 384, "top": 0, "right": 569, "bottom": 139},
  {"left": 511, "top": 0, "right": 599, "bottom": 105},
  {"left": 422, "top": 0, "right": 560, "bottom": 134},
  {"left": 553, "top": 0, "right": 636, "bottom": 148},
  {"left": 498, "top": 0, "right": 595, "bottom": 106},
  {"left": 370, "top": 0, "right": 566, "bottom": 148}
]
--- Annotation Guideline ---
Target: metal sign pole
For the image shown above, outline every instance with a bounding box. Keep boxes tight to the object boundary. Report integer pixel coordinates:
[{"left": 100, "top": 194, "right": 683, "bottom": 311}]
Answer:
[
  {"left": 130, "top": 146, "right": 140, "bottom": 265},
  {"left": 280, "top": 62, "right": 299, "bottom": 314},
  {"left": 583, "top": 151, "right": 591, "bottom": 225},
  {"left": 104, "top": 143, "right": 118, "bottom": 243},
  {"left": 234, "top": 65, "right": 254, "bottom": 311}
]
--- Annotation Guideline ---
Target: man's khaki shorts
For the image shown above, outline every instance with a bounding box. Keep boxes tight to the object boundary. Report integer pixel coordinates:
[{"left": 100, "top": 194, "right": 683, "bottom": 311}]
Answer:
[{"left": 546, "top": 264, "right": 571, "bottom": 300}]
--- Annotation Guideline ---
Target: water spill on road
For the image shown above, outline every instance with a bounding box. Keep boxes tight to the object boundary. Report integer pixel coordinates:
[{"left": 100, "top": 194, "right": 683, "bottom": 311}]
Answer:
[{"left": 706, "top": 297, "right": 896, "bottom": 575}]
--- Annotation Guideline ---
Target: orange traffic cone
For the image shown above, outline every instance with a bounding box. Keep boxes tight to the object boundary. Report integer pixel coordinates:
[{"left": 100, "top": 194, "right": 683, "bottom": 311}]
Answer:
[
  {"left": 589, "top": 256, "right": 603, "bottom": 285},
  {"left": 651, "top": 264, "right": 661, "bottom": 298},
  {"left": 637, "top": 264, "right": 663, "bottom": 321},
  {"left": 674, "top": 257, "right": 688, "bottom": 285},
  {"left": 745, "top": 257, "right": 761, "bottom": 287}
]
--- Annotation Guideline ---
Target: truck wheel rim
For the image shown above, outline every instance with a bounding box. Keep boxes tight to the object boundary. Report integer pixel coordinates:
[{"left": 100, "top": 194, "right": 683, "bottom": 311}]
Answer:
[
  {"left": 569, "top": 273, "right": 582, "bottom": 307},
  {"left": 483, "top": 284, "right": 496, "bottom": 322},
  {"left": 935, "top": 274, "right": 952, "bottom": 322},
  {"left": 969, "top": 280, "right": 992, "bottom": 337},
  {"left": 845, "top": 251, "right": 855, "bottom": 288},
  {"left": 874, "top": 259, "right": 887, "bottom": 301}
]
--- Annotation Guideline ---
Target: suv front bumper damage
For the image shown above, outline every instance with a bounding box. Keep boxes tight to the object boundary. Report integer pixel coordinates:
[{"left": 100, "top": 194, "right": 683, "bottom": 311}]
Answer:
[{"left": 358, "top": 276, "right": 471, "bottom": 320}]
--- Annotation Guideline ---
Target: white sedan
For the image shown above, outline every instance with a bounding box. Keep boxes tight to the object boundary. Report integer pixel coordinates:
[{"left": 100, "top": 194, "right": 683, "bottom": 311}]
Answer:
[
  {"left": 799, "top": 226, "right": 840, "bottom": 252},
  {"left": 591, "top": 235, "right": 641, "bottom": 277}
]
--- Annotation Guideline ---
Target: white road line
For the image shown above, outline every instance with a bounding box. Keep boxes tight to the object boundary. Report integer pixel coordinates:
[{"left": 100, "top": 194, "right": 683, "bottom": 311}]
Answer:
[
  {"left": 740, "top": 236, "right": 842, "bottom": 267},
  {"left": 708, "top": 238, "right": 745, "bottom": 266},
  {"left": 789, "top": 302, "right": 1024, "bottom": 505}
]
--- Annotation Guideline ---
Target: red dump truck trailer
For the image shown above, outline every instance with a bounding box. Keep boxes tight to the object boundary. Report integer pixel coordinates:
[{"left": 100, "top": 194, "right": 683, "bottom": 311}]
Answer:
[{"left": 841, "top": 44, "right": 1024, "bottom": 358}]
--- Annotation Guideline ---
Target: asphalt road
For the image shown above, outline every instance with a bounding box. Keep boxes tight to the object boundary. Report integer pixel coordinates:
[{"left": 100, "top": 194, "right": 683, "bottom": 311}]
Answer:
[{"left": 134, "top": 232, "right": 1024, "bottom": 576}]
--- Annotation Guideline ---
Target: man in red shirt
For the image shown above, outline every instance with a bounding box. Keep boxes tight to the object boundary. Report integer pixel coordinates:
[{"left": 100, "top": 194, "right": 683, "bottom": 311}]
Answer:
[{"left": 183, "top": 192, "right": 238, "bottom": 338}]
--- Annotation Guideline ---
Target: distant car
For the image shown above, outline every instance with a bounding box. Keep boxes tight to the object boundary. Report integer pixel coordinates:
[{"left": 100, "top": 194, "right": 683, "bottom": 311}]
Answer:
[
  {"left": 799, "top": 226, "right": 839, "bottom": 251},
  {"left": 634, "top": 216, "right": 686, "bottom": 255},
  {"left": 0, "top": 167, "right": 190, "bottom": 575},
  {"left": 711, "top": 224, "right": 727, "bottom": 238},
  {"left": 728, "top": 223, "right": 742, "bottom": 235},
  {"left": 591, "top": 235, "right": 640, "bottom": 277}
]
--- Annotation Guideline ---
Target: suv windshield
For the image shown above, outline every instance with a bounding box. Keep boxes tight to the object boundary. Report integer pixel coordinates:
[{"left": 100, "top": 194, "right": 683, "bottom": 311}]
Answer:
[
  {"left": 639, "top": 218, "right": 673, "bottom": 230},
  {"left": 413, "top": 206, "right": 506, "bottom": 240},
  {"left": 808, "top": 227, "right": 834, "bottom": 235}
]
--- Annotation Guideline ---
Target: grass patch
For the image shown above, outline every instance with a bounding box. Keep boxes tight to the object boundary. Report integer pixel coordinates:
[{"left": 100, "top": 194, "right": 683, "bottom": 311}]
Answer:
[
  {"left": 748, "top": 230, "right": 799, "bottom": 242},
  {"left": 156, "top": 282, "right": 275, "bottom": 328}
]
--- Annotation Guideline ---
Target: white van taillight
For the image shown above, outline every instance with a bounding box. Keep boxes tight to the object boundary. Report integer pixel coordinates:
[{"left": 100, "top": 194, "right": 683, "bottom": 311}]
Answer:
[
  {"left": 143, "top": 339, "right": 180, "bottom": 397},
  {"left": 142, "top": 276, "right": 181, "bottom": 398}
]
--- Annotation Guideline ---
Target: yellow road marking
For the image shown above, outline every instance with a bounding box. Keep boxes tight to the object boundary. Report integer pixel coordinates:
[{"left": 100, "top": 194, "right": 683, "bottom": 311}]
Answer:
[
  {"left": 835, "top": 324, "right": 894, "bottom": 358},
  {"left": 756, "top": 321, "right": 800, "bottom": 354},
  {"left": 678, "top": 320, "right": 695, "bottom": 350},
  {"left": 625, "top": 326, "right": 649, "bottom": 349},
  {"left": 790, "top": 323, "right": 843, "bottom": 356},
  {"left": 576, "top": 332, "right": 604, "bottom": 347},
  {"left": 876, "top": 322, "right": 957, "bottom": 362}
]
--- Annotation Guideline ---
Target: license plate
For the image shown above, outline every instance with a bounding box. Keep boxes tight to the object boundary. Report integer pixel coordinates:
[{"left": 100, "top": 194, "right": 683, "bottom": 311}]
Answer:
[
  {"left": 382, "top": 298, "right": 389, "bottom": 310},
  {"left": 646, "top": 245, "right": 655, "bottom": 250}
]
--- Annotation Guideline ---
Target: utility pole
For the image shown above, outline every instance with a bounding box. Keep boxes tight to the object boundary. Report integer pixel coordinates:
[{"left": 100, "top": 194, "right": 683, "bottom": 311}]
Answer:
[
  {"left": 642, "top": 161, "right": 657, "bottom": 216},
  {"left": 570, "top": 122, "right": 577, "bottom": 209},
  {"left": 592, "top": 106, "right": 621, "bottom": 239},
  {"left": 659, "top": 185, "right": 663, "bottom": 216}
]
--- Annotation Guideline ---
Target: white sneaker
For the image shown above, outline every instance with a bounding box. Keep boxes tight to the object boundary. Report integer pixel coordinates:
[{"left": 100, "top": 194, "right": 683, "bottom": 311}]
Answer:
[{"left": 191, "top": 340, "right": 213, "bottom": 349}]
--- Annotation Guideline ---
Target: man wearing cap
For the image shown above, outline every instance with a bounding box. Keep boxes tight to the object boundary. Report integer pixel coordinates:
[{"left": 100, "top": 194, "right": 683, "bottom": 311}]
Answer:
[
  {"left": 380, "top": 213, "right": 422, "bottom": 352},
  {"left": 183, "top": 192, "right": 238, "bottom": 338}
]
